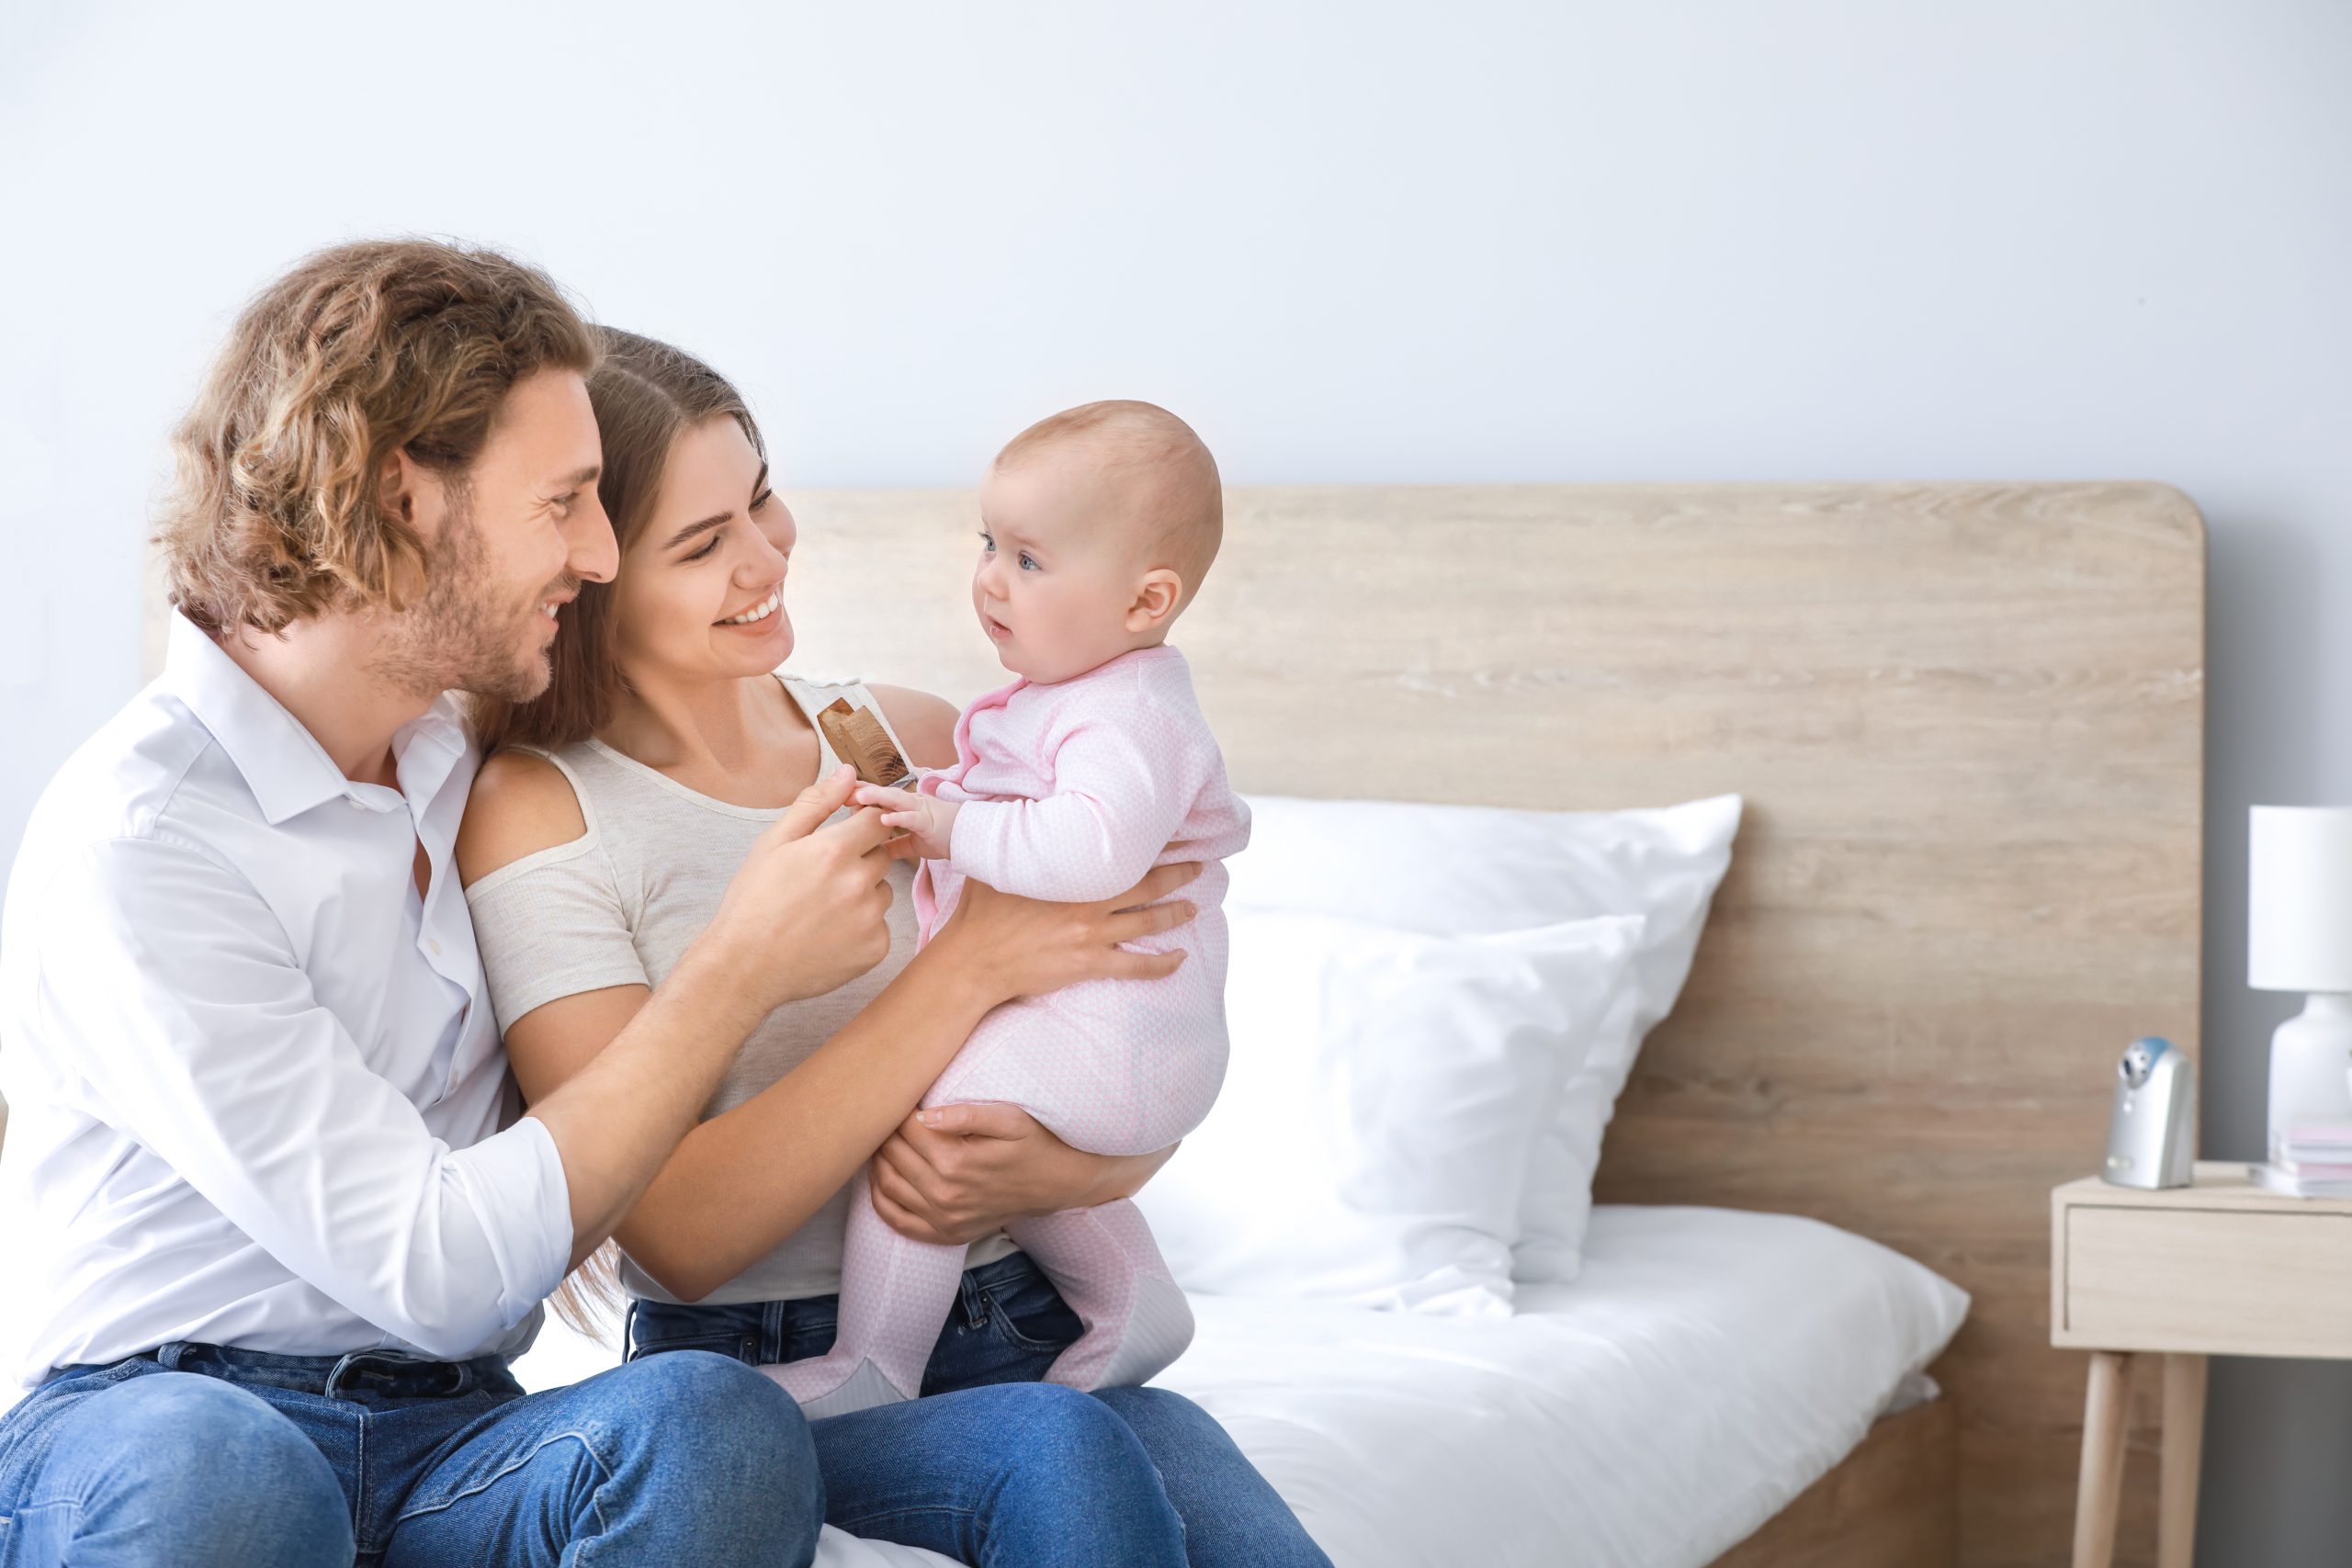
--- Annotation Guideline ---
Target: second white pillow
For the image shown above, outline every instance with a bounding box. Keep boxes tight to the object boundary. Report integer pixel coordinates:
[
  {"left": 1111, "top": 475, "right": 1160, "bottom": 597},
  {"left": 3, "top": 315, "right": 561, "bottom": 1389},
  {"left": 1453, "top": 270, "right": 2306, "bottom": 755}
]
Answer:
[
  {"left": 1226, "top": 792, "right": 1743, "bottom": 1283},
  {"left": 1138, "top": 908, "right": 1644, "bottom": 1314}
]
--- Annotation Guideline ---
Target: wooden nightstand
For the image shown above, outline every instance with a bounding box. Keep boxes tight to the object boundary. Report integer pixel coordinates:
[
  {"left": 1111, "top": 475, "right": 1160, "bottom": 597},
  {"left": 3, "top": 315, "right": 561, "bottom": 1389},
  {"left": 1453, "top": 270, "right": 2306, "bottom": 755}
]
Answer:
[{"left": 2052, "top": 1160, "right": 2352, "bottom": 1567}]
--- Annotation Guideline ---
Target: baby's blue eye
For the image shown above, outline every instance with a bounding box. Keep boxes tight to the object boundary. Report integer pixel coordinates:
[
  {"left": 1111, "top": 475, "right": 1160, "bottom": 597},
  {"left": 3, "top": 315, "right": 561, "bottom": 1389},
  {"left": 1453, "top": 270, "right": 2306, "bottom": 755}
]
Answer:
[{"left": 1019, "top": 552, "right": 1039, "bottom": 571}]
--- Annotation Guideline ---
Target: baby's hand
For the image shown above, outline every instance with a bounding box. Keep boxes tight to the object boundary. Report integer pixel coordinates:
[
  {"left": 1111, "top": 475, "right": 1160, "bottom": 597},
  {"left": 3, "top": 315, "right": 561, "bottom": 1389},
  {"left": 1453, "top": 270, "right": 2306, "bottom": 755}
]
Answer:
[{"left": 854, "top": 784, "right": 959, "bottom": 860}]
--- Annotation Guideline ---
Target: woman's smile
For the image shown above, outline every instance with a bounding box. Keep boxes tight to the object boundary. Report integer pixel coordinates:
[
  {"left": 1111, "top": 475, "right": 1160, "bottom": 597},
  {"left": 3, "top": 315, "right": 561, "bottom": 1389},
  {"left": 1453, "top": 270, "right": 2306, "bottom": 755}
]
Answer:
[{"left": 717, "top": 585, "right": 785, "bottom": 631}]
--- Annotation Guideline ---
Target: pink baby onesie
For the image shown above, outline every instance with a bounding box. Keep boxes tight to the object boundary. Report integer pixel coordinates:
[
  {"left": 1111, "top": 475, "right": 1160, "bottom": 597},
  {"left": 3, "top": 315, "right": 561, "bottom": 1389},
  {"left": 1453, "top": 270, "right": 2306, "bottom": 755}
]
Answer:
[{"left": 767, "top": 644, "right": 1249, "bottom": 1417}]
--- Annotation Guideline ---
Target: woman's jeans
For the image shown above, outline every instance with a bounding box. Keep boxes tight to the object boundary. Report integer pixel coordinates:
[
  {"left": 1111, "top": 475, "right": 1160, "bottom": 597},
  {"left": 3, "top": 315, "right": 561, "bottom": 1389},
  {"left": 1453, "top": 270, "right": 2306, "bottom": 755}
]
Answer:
[
  {"left": 0, "top": 1339, "right": 818, "bottom": 1567},
  {"left": 631, "top": 1249, "right": 1332, "bottom": 1568}
]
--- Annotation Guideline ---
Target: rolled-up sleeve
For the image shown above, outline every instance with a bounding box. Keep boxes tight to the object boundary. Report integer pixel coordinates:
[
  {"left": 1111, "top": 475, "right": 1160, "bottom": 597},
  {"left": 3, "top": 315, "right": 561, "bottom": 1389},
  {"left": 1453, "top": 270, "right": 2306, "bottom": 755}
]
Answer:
[{"left": 36, "top": 836, "right": 572, "bottom": 1359}]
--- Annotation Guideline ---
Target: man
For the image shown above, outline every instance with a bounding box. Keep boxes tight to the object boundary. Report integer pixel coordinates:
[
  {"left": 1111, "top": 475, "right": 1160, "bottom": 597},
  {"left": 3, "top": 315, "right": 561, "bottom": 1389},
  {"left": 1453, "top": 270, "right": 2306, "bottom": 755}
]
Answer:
[{"left": 0, "top": 240, "right": 899, "bottom": 1565}]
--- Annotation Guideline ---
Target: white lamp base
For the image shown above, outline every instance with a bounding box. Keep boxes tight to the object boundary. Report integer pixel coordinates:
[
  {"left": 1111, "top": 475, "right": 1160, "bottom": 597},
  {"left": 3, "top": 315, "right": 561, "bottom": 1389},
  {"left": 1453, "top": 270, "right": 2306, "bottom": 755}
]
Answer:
[{"left": 2268, "top": 993, "right": 2352, "bottom": 1160}]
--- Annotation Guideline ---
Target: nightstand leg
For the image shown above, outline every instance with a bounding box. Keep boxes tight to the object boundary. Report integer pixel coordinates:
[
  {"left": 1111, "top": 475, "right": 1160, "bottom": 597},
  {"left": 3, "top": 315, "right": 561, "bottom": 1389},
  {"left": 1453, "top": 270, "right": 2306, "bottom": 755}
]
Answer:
[
  {"left": 2073, "top": 1350, "right": 2133, "bottom": 1568},
  {"left": 2158, "top": 1353, "right": 2206, "bottom": 1568}
]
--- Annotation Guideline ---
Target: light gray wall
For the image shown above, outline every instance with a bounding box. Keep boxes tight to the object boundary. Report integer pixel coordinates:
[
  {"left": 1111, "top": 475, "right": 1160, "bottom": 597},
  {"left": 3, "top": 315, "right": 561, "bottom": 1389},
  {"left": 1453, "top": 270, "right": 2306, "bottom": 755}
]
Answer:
[{"left": 3, "top": 2, "right": 2348, "bottom": 1557}]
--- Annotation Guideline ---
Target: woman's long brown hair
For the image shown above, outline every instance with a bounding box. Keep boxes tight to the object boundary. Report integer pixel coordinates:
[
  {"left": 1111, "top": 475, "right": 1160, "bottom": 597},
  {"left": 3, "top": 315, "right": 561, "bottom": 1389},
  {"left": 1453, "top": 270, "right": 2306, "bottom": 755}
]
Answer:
[
  {"left": 469, "top": 329, "right": 768, "bottom": 1347},
  {"left": 470, "top": 327, "right": 767, "bottom": 756}
]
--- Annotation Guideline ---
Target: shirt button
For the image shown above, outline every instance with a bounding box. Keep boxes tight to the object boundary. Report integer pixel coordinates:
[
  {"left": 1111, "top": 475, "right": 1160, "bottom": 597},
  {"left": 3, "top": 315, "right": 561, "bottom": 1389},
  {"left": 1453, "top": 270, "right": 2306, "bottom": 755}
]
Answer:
[
  {"left": 345, "top": 797, "right": 367, "bottom": 810},
  {"left": 428, "top": 938, "right": 443, "bottom": 955}
]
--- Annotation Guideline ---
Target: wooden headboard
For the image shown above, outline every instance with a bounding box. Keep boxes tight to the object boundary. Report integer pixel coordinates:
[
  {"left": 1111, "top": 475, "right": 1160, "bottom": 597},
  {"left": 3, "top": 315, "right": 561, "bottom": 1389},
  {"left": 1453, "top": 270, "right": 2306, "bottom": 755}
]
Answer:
[{"left": 776, "top": 480, "right": 2207, "bottom": 1565}]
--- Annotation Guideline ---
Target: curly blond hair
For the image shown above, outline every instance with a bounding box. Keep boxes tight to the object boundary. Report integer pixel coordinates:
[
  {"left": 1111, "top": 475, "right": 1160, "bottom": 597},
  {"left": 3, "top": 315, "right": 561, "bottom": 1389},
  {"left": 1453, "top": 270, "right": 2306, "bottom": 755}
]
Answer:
[{"left": 158, "top": 239, "right": 597, "bottom": 637}]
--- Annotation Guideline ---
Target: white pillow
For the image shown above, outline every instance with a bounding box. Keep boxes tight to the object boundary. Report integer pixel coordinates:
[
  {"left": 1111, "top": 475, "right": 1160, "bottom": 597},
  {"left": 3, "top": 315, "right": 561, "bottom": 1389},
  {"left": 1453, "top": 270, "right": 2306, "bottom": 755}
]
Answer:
[
  {"left": 1139, "top": 909, "right": 1643, "bottom": 1314},
  {"left": 1226, "top": 793, "right": 1742, "bottom": 1283}
]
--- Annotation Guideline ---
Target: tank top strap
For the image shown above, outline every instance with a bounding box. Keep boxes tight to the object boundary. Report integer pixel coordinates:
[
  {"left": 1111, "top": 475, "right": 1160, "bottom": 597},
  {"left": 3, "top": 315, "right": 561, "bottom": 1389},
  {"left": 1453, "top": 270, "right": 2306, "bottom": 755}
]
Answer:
[
  {"left": 508, "top": 742, "right": 606, "bottom": 842},
  {"left": 775, "top": 674, "right": 917, "bottom": 780}
]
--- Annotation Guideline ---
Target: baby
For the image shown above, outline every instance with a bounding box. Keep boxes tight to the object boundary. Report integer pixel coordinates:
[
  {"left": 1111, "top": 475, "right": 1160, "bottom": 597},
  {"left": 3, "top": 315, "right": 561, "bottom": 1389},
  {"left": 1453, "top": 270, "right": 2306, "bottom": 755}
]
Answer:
[{"left": 768, "top": 400, "right": 1249, "bottom": 1417}]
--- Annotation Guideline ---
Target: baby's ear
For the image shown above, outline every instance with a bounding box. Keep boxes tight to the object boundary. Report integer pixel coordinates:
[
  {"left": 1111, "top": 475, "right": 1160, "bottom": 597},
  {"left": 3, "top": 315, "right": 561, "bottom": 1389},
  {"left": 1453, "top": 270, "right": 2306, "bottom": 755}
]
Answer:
[{"left": 1127, "top": 569, "right": 1184, "bottom": 633}]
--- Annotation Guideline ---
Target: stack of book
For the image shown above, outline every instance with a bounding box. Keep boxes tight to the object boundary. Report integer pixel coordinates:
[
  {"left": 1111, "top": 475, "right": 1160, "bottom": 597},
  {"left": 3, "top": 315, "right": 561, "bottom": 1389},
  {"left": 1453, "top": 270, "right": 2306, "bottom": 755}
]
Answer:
[{"left": 2252, "top": 1123, "right": 2352, "bottom": 1197}]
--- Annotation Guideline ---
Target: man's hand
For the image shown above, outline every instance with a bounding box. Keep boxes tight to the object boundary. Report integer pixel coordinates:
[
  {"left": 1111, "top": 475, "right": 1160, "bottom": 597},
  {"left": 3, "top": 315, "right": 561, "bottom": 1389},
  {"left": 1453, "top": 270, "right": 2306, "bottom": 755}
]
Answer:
[
  {"left": 853, "top": 783, "right": 959, "bottom": 862},
  {"left": 701, "top": 765, "right": 898, "bottom": 1012}
]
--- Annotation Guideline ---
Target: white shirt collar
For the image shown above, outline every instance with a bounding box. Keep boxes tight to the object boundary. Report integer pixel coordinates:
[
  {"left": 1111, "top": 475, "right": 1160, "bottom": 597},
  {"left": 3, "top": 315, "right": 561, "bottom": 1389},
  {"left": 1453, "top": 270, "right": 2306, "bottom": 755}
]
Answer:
[{"left": 161, "top": 610, "right": 471, "bottom": 825}]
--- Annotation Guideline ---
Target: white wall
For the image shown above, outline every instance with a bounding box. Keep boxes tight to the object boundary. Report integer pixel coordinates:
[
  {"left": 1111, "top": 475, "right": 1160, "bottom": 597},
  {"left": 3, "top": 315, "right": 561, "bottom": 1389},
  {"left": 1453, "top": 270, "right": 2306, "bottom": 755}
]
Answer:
[{"left": 4, "top": 2, "right": 2349, "bottom": 1557}]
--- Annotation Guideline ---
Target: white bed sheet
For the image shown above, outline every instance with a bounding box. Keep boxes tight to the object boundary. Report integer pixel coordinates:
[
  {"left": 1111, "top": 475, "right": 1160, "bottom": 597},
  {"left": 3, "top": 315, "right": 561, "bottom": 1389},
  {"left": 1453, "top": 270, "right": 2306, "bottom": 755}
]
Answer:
[{"left": 514, "top": 1205, "right": 1967, "bottom": 1568}]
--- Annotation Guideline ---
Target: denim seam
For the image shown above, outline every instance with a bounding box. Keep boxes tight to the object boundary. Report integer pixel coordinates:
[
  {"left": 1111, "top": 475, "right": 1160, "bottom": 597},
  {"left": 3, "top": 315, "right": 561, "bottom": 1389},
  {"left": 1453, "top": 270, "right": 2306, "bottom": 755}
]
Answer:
[
  {"left": 1, "top": 1498, "right": 84, "bottom": 1560},
  {"left": 832, "top": 1504, "right": 990, "bottom": 1568},
  {"left": 761, "top": 1299, "right": 786, "bottom": 1365},
  {"left": 354, "top": 1404, "right": 371, "bottom": 1551},
  {"left": 572, "top": 1472, "right": 616, "bottom": 1564},
  {"left": 0, "top": 1498, "right": 73, "bottom": 1547},
  {"left": 833, "top": 1503, "right": 981, "bottom": 1531},
  {"left": 8, "top": 1496, "right": 82, "bottom": 1518},
  {"left": 388, "top": 1427, "right": 616, "bottom": 1537}
]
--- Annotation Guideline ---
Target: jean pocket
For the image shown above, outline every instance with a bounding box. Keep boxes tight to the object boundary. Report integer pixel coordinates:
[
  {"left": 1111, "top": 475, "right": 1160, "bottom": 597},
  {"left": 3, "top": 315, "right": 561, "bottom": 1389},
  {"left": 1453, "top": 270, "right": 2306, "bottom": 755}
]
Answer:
[{"left": 984, "top": 1278, "right": 1083, "bottom": 1355}]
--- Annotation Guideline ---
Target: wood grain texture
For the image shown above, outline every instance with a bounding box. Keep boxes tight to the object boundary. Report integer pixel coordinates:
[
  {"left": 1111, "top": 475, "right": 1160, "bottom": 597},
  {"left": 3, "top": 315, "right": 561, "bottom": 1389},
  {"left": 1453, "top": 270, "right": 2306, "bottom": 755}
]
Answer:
[
  {"left": 2075, "top": 1351, "right": 2135, "bottom": 1566},
  {"left": 1713, "top": 1398, "right": 1957, "bottom": 1567},
  {"left": 2064, "top": 1208, "right": 2352, "bottom": 1356},
  {"left": 2055, "top": 1165, "right": 2352, "bottom": 1357},
  {"left": 2159, "top": 1356, "right": 2205, "bottom": 1568},
  {"left": 136, "top": 479, "right": 2208, "bottom": 1563}
]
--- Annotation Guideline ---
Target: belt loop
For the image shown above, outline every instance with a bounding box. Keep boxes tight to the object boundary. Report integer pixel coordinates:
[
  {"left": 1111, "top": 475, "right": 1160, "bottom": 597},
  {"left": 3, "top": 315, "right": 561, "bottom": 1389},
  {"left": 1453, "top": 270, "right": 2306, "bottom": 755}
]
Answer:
[
  {"left": 154, "top": 1342, "right": 190, "bottom": 1371},
  {"left": 761, "top": 1298, "right": 785, "bottom": 1365},
  {"left": 322, "top": 1351, "right": 363, "bottom": 1401},
  {"left": 959, "top": 1269, "right": 988, "bottom": 1331},
  {"left": 622, "top": 1299, "right": 640, "bottom": 1363}
]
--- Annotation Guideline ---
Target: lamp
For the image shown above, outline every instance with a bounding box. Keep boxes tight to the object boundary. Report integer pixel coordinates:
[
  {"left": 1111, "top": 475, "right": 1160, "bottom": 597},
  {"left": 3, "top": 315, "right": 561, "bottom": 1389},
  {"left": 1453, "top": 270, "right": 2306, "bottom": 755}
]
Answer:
[{"left": 2249, "top": 807, "right": 2352, "bottom": 1157}]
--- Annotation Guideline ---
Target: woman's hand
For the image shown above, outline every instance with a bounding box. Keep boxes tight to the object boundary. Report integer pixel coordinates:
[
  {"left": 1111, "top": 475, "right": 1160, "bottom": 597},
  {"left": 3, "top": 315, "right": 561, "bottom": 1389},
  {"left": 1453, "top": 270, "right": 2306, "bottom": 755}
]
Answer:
[
  {"left": 930, "top": 861, "right": 1204, "bottom": 1005},
  {"left": 866, "top": 1103, "right": 1178, "bottom": 1245}
]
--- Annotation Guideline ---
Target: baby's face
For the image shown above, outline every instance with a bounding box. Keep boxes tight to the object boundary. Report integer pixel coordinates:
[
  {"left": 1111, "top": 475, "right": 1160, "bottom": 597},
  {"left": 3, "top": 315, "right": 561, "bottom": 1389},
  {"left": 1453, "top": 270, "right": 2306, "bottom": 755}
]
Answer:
[{"left": 971, "top": 454, "right": 1155, "bottom": 684}]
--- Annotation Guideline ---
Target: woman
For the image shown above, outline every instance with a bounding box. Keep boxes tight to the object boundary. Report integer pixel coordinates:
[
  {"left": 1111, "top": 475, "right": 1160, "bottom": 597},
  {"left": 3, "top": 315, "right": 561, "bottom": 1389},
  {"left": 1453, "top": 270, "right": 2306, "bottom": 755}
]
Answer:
[{"left": 456, "top": 330, "right": 1329, "bottom": 1568}]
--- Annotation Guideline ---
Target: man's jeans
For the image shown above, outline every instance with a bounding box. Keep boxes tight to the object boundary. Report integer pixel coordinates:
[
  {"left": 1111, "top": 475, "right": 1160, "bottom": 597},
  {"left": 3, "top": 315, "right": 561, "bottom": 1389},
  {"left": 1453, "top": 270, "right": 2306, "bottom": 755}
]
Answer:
[
  {"left": 633, "top": 1249, "right": 1333, "bottom": 1568},
  {"left": 0, "top": 1339, "right": 819, "bottom": 1567}
]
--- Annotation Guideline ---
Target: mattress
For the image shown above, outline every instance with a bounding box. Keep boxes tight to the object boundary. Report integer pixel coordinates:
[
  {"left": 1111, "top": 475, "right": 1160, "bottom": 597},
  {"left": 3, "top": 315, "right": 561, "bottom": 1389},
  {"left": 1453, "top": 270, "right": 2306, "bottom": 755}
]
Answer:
[{"left": 513, "top": 1205, "right": 1968, "bottom": 1568}]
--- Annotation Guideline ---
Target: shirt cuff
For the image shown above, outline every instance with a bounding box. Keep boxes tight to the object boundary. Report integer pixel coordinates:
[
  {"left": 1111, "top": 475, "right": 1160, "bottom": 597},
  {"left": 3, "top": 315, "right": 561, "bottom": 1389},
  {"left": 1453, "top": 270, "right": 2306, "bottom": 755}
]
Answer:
[{"left": 448, "top": 1114, "right": 574, "bottom": 1327}]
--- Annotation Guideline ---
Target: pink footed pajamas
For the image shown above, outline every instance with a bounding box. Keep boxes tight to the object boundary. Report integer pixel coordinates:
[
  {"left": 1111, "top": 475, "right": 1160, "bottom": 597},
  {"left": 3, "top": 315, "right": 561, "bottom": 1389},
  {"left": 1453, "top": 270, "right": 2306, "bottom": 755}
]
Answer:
[{"left": 768, "top": 645, "right": 1248, "bottom": 1416}]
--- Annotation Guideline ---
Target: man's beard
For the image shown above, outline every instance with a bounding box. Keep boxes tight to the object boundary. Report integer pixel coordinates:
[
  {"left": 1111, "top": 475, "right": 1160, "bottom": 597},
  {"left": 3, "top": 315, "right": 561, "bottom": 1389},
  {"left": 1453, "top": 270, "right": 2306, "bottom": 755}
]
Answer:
[{"left": 367, "top": 495, "right": 571, "bottom": 704}]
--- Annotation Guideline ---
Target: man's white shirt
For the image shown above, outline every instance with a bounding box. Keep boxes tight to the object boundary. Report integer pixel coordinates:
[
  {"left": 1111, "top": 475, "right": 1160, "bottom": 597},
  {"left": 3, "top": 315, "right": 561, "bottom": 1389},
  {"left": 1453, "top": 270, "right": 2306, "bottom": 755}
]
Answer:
[{"left": 0, "top": 613, "right": 572, "bottom": 1391}]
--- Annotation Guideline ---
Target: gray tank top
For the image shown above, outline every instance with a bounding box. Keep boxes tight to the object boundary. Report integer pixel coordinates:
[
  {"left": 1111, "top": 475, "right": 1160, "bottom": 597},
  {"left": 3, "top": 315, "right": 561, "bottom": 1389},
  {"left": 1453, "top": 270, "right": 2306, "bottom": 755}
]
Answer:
[{"left": 465, "top": 673, "right": 1015, "bottom": 1306}]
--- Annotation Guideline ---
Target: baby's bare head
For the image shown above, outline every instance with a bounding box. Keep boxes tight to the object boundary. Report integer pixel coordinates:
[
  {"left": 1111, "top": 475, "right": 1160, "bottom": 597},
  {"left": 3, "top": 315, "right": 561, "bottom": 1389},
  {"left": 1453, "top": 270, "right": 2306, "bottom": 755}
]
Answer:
[{"left": 989, "top": 400, "right": 1223, "bottom": 613}]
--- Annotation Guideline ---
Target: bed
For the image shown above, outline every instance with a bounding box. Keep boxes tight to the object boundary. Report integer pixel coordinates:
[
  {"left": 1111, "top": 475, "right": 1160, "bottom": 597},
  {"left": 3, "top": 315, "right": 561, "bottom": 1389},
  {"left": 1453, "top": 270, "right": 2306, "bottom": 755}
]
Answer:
[
  {"left": 515, "top": 1204, "right": 1965, "bottom": 1568},
  {"left": 130, "top": 479, "right": 2205, "bottom": 1563},
  {"left": 768, "top": 480, "right": 2207, "bottom": 1566}
]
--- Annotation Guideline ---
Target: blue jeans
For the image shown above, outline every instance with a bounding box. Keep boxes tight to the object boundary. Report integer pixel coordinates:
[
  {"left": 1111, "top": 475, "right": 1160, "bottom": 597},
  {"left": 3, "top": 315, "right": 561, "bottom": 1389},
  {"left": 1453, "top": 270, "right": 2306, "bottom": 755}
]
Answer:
[
  {"left": 631, "top": 1250, "right": 1331, "bottom": 1568},
  {"left": 0, "top": 1338, "right": 820, "bottom": 1567}
]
